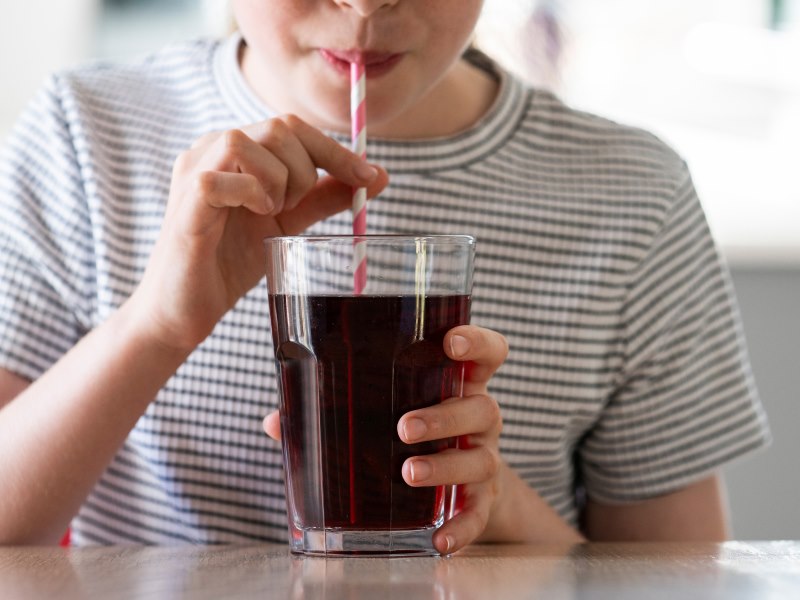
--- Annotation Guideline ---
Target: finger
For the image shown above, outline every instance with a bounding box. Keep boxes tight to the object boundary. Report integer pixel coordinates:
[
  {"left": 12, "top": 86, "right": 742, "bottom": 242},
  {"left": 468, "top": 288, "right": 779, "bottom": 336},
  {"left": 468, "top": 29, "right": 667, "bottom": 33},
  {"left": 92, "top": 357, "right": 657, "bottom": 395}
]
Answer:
[
  {"left": 401, "top": 446, "right": 499, "bottom": 487},
  {"left": 444, "top": 326, "right": 509, "bottom": 391},
  {"left": 432, "top": 485, "right": 492, "bottom": 555},
  {"left": 200, "top": 129, "right": 293, "bottom": 214},
  {"left": 169, "top": 130, "right": 225, "bottom": 207},
  {"left": 181, "top": 171, "right": 272, "bottom": 236},
  {"left": 196, "top": 171, "right": 272, "bottom": 214},
  {"left": 240, "top": 119, "right": 319, "bottom": 212},
  {"left": 397, "top": 394, "right": 501, "bottom": 443},
  {"left": 276, "top": 168, "right": 389, "bottom": 235},
  {"left": 262, "top": 411, "right": 281, "bottom": 442},
  {"left": 248, "top": 115, "right": 379, "bottom": 188},
  {"left": 168, "top": 147, "right": 206, "bottom": 218}
]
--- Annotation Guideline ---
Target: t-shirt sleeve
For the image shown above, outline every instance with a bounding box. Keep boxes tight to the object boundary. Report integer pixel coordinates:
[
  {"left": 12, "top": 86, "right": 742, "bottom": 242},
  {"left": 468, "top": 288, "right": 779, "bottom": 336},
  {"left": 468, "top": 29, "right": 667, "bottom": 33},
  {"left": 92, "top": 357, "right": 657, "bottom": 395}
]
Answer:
[
  {"left": 578, "top": 161, "right": 771, "bottom": 504},
  {"left": 0, "top": 74, "right": 95, "bottom": 381}
]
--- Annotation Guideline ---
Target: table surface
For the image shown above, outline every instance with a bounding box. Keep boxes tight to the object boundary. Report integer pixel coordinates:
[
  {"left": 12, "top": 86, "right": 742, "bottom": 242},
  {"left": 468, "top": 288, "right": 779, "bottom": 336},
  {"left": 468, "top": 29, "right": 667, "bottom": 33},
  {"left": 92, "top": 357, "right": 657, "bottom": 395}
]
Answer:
[{"left": 1, "top": 541, "right": 799, "bottom": 599}]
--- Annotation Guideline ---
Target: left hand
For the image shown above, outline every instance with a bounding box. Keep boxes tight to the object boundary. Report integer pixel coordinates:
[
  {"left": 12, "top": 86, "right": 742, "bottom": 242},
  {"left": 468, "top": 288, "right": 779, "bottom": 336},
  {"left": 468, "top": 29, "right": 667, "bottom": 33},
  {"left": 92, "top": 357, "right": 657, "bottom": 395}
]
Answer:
[
  {"left": 262, "top": 324, "right": 508, "bottom": 555},
  {"left": 396, "top": 325, "right": 508, "bottom": 554}
]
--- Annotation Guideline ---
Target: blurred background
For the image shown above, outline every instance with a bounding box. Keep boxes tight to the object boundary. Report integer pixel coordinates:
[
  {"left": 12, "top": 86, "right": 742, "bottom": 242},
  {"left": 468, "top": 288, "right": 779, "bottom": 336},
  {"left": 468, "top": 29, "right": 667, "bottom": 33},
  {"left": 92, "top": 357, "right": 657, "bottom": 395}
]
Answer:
[{"left": 1, "top": 0, "right": 798, "bottom": 540}]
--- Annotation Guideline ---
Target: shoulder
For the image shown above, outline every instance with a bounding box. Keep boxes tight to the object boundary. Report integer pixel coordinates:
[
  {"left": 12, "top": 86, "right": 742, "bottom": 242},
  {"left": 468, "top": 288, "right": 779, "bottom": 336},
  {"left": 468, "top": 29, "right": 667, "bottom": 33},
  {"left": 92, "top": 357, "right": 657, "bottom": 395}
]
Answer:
[
  {"left": 483, "top": 76, "right": 693, "bottom": 228},
  {"left": 41, "top": 38, "right": 223, "bottom": 128},
  {"left": 56, "top": 37, "right": 217, "bottom": 91},
  {"left": 7, "top": 37, "right": 232, "bottom": 181},
  {"left": 516, "top": 84, "right": 687, "bottom": 184}
]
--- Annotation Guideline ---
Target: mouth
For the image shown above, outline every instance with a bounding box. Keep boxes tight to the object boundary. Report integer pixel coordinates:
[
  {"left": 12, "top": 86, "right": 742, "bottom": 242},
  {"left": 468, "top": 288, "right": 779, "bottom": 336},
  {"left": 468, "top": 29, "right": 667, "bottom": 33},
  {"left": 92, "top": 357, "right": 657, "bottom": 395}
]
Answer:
[{"left": 319, "top": 49, "right": 404, "bottom": 78}]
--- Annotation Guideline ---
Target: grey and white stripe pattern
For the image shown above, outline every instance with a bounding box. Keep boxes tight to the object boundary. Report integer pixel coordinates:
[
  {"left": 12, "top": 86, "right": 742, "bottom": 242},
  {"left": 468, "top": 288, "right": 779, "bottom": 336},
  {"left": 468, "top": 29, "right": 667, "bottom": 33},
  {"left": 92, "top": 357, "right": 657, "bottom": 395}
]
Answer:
[{"left": 0, "top": 34, "right": 769, "bottom": 544}]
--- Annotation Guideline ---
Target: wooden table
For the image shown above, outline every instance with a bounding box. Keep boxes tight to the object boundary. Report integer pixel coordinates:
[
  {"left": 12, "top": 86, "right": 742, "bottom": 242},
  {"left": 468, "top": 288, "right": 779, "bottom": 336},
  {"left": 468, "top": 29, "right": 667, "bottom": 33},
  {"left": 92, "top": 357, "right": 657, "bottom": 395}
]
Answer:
[{"left": 1, "top": 541, "right": 798, "bottom": 599}]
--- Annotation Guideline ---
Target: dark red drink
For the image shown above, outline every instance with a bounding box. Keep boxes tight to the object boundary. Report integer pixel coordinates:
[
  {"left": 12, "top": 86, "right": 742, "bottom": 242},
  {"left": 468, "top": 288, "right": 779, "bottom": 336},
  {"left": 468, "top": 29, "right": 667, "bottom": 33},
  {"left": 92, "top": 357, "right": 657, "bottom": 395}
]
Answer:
[{"left": 269, "top": 294, "right": 470, "bottom": 531}]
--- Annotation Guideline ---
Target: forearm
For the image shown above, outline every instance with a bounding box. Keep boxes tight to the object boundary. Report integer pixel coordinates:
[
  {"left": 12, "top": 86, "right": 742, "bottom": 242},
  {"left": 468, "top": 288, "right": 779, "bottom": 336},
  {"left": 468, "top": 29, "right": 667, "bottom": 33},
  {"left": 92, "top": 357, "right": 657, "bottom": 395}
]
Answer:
[
  {"left": 479, "top": 462, "right": 586, "bottom": 544},
  {"left": 583, "top": 475, "right": 730, "bottom": 542},
  {"left": 0, "top": 300, "right": 191, "bottom": 545}
]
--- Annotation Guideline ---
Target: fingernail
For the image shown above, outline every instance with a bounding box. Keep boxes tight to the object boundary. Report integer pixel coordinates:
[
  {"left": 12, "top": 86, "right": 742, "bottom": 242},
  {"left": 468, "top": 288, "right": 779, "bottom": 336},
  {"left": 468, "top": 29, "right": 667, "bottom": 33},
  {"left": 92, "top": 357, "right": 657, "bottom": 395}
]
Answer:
[
  {"left": 445, "top": 535, "right": 455, "bottom": 554},
  {"left": 403, "top": 418, "right": 427, "bottom": 442},
  {"left": 409, "top": 459, "right": 432, "bottom": 483},
  {"left": 450, "top": 335, "right": 470, "bottom": 358},
  {"left": 263, "top": 194, "right": 275, "bottom": 215},
  {"left": 353, "top": 162, "right": 378, "bottom": 181}
]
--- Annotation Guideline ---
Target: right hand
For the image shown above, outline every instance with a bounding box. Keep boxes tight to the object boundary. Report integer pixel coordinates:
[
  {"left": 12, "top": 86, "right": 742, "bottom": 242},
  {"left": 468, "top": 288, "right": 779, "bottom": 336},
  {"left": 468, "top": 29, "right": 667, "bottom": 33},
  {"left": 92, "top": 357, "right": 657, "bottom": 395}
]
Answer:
[{"left": 129, "top": 115, "right": 388, "bottom": 351}]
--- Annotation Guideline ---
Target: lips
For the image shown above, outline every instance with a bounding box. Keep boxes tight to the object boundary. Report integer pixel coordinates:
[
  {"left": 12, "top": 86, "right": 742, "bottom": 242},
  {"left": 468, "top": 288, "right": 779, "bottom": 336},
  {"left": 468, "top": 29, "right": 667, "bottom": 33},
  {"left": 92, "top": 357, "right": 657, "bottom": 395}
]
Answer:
[{"left": 319, "top": 49, "right": 404, "bottom": 78}]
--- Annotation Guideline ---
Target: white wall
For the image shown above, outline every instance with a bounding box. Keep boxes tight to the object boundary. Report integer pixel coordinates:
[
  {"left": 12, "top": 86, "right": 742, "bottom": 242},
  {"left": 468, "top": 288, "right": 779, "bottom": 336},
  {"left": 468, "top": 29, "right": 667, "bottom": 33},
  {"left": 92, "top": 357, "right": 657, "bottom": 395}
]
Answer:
[
  {"left": 0, "top": 0, "right": 226, "bottom": 140},
  {"left": 479, "top": 0, "right": 800, "bottom": 266},
  {"left": 0, "top": 0, "right": 99, "bottom": 136}
]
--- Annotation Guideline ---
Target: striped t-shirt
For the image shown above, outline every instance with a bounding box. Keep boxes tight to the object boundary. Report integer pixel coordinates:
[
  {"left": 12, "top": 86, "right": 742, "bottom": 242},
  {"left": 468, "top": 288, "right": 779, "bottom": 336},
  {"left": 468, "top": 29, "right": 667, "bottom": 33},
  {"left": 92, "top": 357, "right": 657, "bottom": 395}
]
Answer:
[{"left": 0, "top": 34, "right": 769, "bottom": 545}]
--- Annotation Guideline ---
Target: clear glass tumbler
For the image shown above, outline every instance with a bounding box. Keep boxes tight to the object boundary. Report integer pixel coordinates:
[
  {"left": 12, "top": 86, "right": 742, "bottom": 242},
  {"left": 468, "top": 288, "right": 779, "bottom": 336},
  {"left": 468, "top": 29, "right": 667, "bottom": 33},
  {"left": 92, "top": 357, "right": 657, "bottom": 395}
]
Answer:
[{"left": 264, "top": 235, "right": 475, "bottom": 556}]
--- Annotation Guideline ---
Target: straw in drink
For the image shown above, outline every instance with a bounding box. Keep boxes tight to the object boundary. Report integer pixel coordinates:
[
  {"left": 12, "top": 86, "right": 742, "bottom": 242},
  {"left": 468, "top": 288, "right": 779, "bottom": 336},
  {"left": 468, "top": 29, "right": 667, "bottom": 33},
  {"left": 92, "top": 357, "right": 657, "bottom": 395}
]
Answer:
[{"left": 350, "top": 61, "right": 368, "bottom": 295}]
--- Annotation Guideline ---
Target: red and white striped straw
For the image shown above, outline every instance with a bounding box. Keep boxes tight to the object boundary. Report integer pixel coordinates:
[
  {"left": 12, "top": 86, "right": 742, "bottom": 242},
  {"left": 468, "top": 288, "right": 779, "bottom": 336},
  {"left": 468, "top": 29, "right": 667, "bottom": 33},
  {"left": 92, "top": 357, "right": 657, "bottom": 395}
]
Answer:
[{"left": 350, "top": 61, "right": 368, "bottom": 295}]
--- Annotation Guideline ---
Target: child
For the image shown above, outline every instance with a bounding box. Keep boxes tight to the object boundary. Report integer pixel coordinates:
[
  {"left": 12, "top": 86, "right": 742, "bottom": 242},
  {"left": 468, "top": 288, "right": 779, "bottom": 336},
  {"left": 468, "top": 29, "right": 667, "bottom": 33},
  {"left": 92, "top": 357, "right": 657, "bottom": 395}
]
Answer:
[{"left": 0, "top": 1, "right": 769, "bottom": 552}]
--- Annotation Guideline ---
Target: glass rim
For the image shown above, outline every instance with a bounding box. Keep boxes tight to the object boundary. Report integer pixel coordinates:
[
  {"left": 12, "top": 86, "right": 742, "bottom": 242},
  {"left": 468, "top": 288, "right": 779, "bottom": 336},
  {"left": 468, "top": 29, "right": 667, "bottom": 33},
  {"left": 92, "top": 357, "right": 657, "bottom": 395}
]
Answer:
[{"left": 264, "top": 234, "right": 475, "bottom": 245}]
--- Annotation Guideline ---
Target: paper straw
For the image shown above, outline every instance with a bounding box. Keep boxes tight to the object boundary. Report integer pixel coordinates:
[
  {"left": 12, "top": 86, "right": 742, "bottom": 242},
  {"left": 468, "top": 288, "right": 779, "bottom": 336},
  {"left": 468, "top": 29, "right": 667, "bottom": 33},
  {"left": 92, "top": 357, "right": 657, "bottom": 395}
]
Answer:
[
  {"left": 350, "top": 61, "right": 368, "bottom": 295},
  {"left": 348, "top": 60, "right": 368, "bottom": 526}
]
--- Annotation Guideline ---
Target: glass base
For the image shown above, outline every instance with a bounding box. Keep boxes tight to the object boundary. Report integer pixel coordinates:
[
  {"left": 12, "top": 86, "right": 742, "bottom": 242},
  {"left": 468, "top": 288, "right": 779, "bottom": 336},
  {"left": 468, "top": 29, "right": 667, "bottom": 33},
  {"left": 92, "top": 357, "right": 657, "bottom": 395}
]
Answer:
[{"left": 290, "top": 526, "right": 440, "bottom": 557}]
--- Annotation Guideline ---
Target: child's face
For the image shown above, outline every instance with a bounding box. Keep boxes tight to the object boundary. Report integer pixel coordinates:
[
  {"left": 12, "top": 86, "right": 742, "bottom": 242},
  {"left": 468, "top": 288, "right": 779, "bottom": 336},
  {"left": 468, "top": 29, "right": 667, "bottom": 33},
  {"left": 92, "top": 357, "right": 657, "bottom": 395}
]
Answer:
[{"left": 233, "top": 0, "right": 485, "bottom": 137}]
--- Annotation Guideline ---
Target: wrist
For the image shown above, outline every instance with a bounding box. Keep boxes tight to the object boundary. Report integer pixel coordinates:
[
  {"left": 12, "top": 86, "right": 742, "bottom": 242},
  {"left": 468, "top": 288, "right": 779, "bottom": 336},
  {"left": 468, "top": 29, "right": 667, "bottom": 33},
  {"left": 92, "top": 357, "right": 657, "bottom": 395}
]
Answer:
[
  {"left": 122, "top": 280, "right": 212, "bottom": 355},
  {"left": 480, "top": 462, "right": 586, "bottom": 544},
  {"left": 113, "top": 296, "right": 197, "bottom": 364},
  {"left": 478, "top": 461, "right": 519, "bottom": 542}
]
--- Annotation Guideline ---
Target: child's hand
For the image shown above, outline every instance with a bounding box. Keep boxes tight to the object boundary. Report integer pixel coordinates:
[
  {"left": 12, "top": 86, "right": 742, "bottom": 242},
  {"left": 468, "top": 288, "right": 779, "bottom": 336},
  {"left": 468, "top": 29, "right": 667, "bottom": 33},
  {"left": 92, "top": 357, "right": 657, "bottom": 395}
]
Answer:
[
  {"left": 130, "top": 115, "right": 388, "bottom": 352},
  {"left": 397, "top": 325, "right": 507, "bottom": 555},
  {"left": 262, "top": 325, "right": 508, "bottom": 555}
]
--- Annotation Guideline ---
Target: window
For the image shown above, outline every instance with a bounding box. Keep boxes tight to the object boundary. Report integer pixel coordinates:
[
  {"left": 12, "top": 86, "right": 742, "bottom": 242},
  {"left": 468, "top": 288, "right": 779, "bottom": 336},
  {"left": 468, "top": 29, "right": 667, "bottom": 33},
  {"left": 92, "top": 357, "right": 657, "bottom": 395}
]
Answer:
[{"left": 477, "top": 0, "right": 800, "bottom": 264}]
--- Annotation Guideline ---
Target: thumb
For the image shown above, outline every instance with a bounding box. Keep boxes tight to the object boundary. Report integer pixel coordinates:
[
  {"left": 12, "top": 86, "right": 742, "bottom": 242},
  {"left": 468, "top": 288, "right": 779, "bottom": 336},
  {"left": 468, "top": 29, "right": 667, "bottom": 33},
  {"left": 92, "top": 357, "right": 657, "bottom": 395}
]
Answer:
[
  {"left": 263, "top": 411, "right": 282, "bottom": 442},
  {"left": 445, "top": 326, "right": 509, "bottom": 397}
]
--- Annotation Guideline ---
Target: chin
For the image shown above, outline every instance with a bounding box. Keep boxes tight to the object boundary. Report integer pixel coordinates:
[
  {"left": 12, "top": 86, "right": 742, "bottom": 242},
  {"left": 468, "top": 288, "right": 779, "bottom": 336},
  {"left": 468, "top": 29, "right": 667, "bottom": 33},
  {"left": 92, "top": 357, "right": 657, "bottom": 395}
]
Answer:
[
  {"left": 300, "top": 79, "right": 410, "bottom": 137},
  {"left": 319, "top": 109, "right": 352, "bottom": 135},
  {"left": 297, "top": 89, "right": 350, "bottom": 133}
]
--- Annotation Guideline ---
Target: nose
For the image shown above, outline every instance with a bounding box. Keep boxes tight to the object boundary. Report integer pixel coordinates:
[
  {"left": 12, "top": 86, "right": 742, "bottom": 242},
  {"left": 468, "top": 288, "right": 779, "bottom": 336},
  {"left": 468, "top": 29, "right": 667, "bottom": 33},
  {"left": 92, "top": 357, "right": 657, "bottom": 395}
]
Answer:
[{"left": 332, "top": 0, "right": 399, "bottom": 18}]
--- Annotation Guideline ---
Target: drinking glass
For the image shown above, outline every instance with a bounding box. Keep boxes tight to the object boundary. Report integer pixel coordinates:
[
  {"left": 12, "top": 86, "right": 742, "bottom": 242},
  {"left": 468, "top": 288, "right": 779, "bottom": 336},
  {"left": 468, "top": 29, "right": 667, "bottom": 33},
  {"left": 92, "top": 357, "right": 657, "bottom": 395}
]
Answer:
[{"left": 264, "top": 235, "right": 475, "bottom": 556}]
